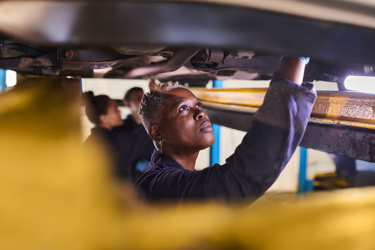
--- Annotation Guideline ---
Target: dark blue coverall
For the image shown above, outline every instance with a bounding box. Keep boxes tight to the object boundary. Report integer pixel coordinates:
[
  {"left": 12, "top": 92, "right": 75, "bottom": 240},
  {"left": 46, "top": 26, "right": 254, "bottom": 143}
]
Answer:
[
  {"left": 82, "top": 127, "right": 113, "bottom": 153},
  {"left": 111, "top": 115, "right": 154, "bottom": 182},
  {"left": 135, "top": 74, "right": 317, "bottom": 203}
]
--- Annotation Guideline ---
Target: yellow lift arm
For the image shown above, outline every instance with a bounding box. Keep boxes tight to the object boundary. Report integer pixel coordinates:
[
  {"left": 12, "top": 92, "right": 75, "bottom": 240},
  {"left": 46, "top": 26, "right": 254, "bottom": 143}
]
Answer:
[{"left": 190, "top": 88, "right": 375, "bottom": 162}]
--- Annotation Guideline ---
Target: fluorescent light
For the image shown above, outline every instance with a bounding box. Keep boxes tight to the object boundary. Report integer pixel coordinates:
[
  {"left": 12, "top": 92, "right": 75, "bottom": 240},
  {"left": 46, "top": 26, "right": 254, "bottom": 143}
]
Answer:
[
  {"left": 6, "top": 70, "right": 17, "bottom": 87},
  {"left": 344, "top": 76, "right": 375, "bottom": 93},
  {"left": 81, "top": 78, "right": 85, "bottom": 93}
]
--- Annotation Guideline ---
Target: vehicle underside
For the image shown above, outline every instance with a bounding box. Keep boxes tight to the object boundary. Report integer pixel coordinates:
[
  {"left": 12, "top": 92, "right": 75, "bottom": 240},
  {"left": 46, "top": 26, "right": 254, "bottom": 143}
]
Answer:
[
  {"left": 1, "top": 1, "right": 375, "bottom": 88},
  {"left": 1, "top": 43, "right": 373, "bottom": 88}
]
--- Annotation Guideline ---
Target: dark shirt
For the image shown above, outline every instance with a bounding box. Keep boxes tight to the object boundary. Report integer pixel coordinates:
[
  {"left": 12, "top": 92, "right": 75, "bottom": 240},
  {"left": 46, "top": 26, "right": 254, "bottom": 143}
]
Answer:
[
  {"left": 82, "top": 127, "right": 118, "bottom": 170},
  {"left": 111, "top": 115, "right": 154, "bottom": 182},
  {"left": 116, "top": 114, "right": 143, "bottom": 133},
  {"left": 135, "top": 74, "right": 317, "bottom": 204},
  {"left": 82, "top": 127, "right": 113, "bottom": 151}
]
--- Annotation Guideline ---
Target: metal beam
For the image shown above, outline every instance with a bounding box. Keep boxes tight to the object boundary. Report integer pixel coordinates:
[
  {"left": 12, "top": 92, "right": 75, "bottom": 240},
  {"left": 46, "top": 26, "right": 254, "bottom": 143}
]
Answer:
[
  {"left": 210, "top": 80, "right": 223, "bottom": 166},
  {"left": 298, "top": 147, "right": 314, "bottom": 196},
  {"left": 0, "top": 69, "right": 5, "bottom": 92},
  {"left": 190, "top": 88, "right": 375, "bottom": 162}
]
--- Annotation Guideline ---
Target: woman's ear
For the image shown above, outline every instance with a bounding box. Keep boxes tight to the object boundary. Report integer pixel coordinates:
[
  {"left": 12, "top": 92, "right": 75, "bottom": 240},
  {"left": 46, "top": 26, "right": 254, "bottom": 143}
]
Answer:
[
  {"left": 148, "top": 124, "right": 162, "bottom": 142},
  {"left": 123, "top": 100, "right": 130, "bottom": 108},
  {"left": 99, "top": 114, "right": 106, "bottom": 127}
]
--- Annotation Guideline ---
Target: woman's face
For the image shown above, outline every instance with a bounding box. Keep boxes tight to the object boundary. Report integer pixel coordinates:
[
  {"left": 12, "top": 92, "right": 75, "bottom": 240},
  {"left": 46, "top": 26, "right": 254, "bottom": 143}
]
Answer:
[
  {"left": 100, "top": 99, "right": 123, "bottom": 129},
  {"left": 159, "top": 88, "right": 215, "bottom": 152},
  {"left": 126, "top": 89, "right": 144, "bottom": 114}
]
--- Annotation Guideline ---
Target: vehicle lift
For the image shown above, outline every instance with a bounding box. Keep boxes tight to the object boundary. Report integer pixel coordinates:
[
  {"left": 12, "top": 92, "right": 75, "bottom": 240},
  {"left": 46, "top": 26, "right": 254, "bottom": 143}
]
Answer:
[{"left": 192, "top": 87, "right": 375, "bottom": 195}]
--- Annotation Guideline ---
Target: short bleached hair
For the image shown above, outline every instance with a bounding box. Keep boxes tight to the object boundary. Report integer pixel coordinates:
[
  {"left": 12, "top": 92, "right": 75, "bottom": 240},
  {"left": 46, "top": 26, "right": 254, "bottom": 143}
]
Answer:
[{"left": 139, "top": 81, "right": 185, "bottom": 132}]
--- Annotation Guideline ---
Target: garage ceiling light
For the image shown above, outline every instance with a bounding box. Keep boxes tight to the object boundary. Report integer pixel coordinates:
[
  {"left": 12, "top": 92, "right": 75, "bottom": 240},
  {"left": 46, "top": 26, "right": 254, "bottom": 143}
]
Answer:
[
  {"left": 344, "top": 76, "right": 375, "bottom": 93},
  {"left": 6, "top": 70, "right": 16, "bottom": 87}
]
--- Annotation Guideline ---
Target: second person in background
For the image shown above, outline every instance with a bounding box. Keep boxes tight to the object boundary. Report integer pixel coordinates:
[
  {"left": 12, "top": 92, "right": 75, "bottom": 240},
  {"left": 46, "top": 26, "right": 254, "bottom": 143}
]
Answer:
[
  {"left": 82, "top": 91, "right": 123, "bottom": 169},
  {"left": 111, "top": 87, "right": 155, "bottom": 183}
]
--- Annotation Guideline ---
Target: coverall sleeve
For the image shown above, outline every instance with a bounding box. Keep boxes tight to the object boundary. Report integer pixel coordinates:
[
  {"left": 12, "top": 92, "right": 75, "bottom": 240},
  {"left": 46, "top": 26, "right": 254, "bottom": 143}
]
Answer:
[{"left": 199, "top": 74, "right": 317, "bottom": 203}]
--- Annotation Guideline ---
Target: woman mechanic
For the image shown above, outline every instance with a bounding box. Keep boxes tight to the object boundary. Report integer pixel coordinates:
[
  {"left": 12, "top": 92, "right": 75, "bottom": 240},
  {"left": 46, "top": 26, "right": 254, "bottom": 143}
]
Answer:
[
  {"left": 135, "top": 57, "right": 316, "bottom": 204},
  {"left": 82, "top": 92, "right": 123, "bottom": 154}
]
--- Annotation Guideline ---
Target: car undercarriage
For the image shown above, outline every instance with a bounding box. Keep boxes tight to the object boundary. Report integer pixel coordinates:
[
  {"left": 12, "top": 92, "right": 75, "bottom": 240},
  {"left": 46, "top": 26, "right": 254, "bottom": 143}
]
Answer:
[{"left": 0, "top": 0, "right": 375, "bottom": 88}]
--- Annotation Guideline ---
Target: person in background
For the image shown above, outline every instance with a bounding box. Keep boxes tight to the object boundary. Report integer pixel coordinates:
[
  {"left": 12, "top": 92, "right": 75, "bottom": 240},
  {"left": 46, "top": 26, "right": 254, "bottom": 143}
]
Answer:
[
  {"left": 111, "top": 87, "right": 154, "bottom": 183},
  {"left": 121, "top": 87, "right": 144, "bottom": 132},
  {"left": 82, "top": 91, "right": 123, "bottom": 165},
  {"left": 135, "top": 57, "right": 316, "bottom": 204}
]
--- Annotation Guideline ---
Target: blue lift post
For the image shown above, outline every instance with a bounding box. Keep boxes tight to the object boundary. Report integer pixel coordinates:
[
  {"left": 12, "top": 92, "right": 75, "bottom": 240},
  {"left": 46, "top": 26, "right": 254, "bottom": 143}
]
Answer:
[
  {"left": 210, "top": 80, "right": 223, "bottom": 166},
  {"left": 298, "top": 147, "right": 314, "bottom": 196},
  {"left": 0, "top": 69, "right": 6, "bottom": 92}
]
